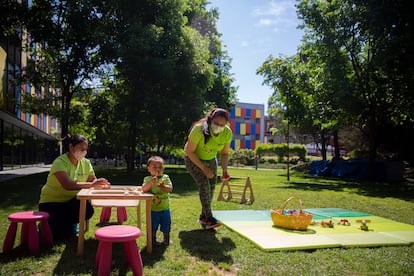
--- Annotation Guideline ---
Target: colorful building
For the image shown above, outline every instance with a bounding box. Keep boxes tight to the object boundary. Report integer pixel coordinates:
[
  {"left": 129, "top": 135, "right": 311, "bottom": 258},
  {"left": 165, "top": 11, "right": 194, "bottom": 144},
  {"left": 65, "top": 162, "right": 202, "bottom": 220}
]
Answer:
[
  {"left": 229, "top": 103, "right": 265, "bottom": 150},
  {"left": 1, "top": 15, "right": 59, "bottom": 170}
]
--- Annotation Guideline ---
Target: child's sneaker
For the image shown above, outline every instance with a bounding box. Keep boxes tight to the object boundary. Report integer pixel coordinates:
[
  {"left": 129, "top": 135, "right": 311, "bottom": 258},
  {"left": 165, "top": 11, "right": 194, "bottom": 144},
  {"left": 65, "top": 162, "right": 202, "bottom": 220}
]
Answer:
[
  {"left": 162, "top": 239, "right": 172, "bottom": 246},
  {"left": 153, "top": 239, "right": 162, "bottom": 246},
  {"left": 205, "top": 217, "right": 222, "bottom": 230}
]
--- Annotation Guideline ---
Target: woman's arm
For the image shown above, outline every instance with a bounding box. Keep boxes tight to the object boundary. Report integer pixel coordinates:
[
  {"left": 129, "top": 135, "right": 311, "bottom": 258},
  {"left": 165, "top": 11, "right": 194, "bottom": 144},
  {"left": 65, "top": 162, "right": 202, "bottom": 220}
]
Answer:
[
  {"left": 185, "top": 140, "right": 214, "bottom": 178},
  {"left": 220, "top": 143, "right": 230, "bottom": 178},
  {"left": 54, "top": 171, "right": 110, "bottom": 190}
]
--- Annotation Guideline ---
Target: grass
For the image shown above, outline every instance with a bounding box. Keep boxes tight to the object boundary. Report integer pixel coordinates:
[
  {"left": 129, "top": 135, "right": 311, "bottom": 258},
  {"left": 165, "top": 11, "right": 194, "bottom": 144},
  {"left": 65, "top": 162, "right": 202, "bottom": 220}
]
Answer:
[{"left": 0, "top": 165, "right": 414, "bottom": 275}]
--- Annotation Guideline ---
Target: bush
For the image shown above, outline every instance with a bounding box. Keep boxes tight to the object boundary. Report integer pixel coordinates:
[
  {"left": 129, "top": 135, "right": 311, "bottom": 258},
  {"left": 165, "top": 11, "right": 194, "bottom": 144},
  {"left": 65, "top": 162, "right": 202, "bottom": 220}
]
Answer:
[
  {"left": 230, "top": 148, "right": 256, "bottom": 165},
  {"left": 255, "top": 143, "right": 307, "bottom": 163}
]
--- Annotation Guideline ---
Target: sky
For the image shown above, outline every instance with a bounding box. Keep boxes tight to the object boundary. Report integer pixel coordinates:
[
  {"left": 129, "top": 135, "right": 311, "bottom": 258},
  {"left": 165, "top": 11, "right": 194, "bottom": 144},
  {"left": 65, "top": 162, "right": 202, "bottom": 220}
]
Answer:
[{"left": 207, "top": 0, "right": 304, "bottom": 114}]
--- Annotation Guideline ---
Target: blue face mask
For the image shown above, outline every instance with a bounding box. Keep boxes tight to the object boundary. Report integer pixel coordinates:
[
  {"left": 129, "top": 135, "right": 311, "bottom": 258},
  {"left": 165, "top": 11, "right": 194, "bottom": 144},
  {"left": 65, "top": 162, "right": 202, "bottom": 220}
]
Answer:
[{"left": 211, "top": 123, "right": 225, "bottom": 134}]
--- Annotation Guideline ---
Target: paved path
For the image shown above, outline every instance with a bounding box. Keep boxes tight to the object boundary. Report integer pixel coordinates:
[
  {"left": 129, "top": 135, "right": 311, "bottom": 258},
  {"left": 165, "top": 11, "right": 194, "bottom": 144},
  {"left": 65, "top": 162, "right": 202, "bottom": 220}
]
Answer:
[{"left": 0, "top": 165, "right": 51, "bottom": 182}]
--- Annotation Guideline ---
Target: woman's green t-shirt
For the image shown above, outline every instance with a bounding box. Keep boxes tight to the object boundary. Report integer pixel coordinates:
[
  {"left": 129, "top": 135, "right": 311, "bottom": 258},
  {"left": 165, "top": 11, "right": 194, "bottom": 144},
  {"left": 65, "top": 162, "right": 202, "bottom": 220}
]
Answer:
[
  {"left": 39, "top": 153, "right": 95, "bottom": 203},
  {"left": 187, "top": 123, "right": 232, "bottom": 160}
]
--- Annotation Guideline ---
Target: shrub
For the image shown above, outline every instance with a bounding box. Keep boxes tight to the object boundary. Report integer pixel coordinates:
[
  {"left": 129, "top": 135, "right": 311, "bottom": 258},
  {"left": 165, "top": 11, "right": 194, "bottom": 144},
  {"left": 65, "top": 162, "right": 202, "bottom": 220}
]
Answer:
[{"left": 255, "top": 143, "right": 307, "bottom": 163}]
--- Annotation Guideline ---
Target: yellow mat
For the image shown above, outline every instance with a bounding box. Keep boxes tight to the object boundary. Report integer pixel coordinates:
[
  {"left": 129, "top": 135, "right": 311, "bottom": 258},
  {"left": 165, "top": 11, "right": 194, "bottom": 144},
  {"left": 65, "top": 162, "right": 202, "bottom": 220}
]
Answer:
[{"left": 213, "top": 209, "right": 414, "bottom": 251}]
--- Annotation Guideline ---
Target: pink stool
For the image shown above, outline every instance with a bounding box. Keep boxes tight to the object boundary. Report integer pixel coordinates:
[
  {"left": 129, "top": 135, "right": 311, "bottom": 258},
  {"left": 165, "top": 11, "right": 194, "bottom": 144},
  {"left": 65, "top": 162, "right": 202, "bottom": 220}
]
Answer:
[
  {"left": 100, "top": 206, "right": 128, "bottom": 224},
  {"left": 3, "top": 211, "right": 53, "bottom": 254},
  {"left": 95, "top": 225, "right": 143, "bottom": 276},
  {"left": 91, "top": 199, "right": 140, "bottom": 225}
]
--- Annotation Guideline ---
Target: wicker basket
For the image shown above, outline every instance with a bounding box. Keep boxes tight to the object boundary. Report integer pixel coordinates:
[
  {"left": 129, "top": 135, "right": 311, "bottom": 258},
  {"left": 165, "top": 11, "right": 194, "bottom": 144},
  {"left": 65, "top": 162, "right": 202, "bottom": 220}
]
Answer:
[{"left": 271, "top": 196, "right": 313, "bottom": 230}]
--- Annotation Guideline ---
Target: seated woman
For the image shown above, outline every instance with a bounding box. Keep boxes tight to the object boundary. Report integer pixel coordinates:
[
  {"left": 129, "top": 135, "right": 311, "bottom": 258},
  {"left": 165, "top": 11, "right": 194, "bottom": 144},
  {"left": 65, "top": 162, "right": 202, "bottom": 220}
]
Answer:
[{"left": 39, "top": 134, "right": 110, "bottom": 240}]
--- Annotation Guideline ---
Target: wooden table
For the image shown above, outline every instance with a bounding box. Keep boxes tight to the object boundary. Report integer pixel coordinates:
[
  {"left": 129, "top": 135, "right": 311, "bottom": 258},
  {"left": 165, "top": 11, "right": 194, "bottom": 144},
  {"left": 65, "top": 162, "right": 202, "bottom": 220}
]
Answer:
[{"left": 76, "top": 186, "right": 153, "bottom": 256}]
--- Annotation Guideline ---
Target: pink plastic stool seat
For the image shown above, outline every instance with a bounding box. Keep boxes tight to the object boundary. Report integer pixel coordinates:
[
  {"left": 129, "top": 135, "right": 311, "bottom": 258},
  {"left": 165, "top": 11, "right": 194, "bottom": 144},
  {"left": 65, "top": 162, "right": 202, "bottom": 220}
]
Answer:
[
  {"left": 95, "top": 225, "right": 143, "bottom": 276},
  {"left": 3, "top": 211, "right": 53, "bottom": 254}
]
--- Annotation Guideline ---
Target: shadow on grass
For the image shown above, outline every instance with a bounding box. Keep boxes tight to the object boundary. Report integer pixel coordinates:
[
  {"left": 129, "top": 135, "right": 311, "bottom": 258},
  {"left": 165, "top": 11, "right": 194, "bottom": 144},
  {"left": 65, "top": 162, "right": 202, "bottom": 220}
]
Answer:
[
  {"left": 53, "top": 237, "right": 98, "bottom": 275},
  {"left": 52, "top": 236, "right": 157, "bottom": 275},
  {"left": 0, "top": 232, "right": 170, "bottom": 274},
  {"left": 0, "top": 172, "right": 47, "bottom": 210},
  {"left": 0, "top": 237, "right": 98, "bottom": 275},
  {"left": 178, "top": 229, "right": 235, "bottom": 264},
  {"left": 140, "top": 242, "right": 168, "bottom": 267},
  {"left": 0, "top": 240, "right": 59, "bottom": 262}
]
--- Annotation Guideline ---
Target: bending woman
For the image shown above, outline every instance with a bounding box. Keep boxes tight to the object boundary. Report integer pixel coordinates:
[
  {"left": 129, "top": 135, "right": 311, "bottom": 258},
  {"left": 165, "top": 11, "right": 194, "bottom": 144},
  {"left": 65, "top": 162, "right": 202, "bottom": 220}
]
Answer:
[{"left": 184, "top": 108, "right": 232, "bottom": 229}]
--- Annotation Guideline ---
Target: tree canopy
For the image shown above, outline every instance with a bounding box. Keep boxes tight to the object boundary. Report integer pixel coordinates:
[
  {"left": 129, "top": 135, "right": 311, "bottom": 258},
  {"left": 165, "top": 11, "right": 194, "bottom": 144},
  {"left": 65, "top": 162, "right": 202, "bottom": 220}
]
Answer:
[{"left": 258, "top": 0, "right": 414, "bottom": 168}]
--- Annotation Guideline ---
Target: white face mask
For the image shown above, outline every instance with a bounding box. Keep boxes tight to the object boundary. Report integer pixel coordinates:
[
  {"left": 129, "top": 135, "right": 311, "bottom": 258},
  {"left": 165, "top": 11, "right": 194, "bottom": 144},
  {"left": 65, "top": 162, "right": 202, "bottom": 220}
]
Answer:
[
  {"left": 74, "top": 150, "right": 87, "bottom": 161},
  {"left": 211, "top": 123, "right": 225, "bottom": 134}
]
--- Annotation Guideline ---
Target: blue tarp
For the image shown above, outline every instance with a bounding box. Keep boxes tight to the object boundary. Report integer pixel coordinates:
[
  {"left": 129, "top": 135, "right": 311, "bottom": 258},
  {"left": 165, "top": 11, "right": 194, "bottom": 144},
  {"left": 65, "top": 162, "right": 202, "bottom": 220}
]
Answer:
[{"left": 309, "top": 159, "right": 403, "bottom": 181}]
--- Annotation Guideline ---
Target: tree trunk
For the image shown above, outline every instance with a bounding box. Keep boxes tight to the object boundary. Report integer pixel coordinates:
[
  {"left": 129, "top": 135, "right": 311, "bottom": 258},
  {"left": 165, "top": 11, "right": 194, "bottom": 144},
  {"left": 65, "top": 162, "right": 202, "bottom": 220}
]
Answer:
[
  {"left": 332, "top": 129, "right": 341, "bottom": 160},
  {"left": 126, "top": 92, "right": 139, "bottom": 173},
  {"left": 320, "top": 130, "right": 327, "bottom": 160},
  {"left": 61, "top": 86, "right": 72, "bottom": 138},
  {"left": 127, "top": 121, "right": 137, "bottom": 173}
]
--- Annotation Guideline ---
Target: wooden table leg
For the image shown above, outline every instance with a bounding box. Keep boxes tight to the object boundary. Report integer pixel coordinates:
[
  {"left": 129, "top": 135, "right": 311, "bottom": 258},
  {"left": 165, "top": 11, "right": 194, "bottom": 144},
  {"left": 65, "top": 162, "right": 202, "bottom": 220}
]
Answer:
[
  {"left": 146, "top": 199, "right": 152, "bottom": 253},
  {"left": 77, "top": 199, "right": 86, "bottom": 256},
  {"left": 136, "top": 201, "right": 141, "bottom": 229}
]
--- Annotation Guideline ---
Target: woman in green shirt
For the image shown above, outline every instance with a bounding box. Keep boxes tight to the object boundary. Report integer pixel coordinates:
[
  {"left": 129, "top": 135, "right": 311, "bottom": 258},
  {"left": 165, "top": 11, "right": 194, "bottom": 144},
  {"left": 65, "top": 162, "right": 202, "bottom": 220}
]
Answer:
[
  {"left": 39, "top": 134, "right": 110, "bottom": 240},
  {"left": 185, "top": 108, "right": 232, "bottom": 229}
]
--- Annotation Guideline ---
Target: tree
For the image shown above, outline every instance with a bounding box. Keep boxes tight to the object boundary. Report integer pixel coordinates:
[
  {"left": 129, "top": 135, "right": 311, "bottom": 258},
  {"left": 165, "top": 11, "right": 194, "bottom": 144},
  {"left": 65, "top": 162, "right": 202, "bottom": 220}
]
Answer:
[
  {"left": 297, "top": 0, "right": 414, "bottom": 177},
  {"left": 0, "top": 0, "right": 27, "bottom": 45},
  {"left": 18, "top": 0, "right": 108, "bottom": 138},
  {"left": 201, "top": 7, "right": 238, "bottom": 110},
  {"left": 257, "top": 55, "right": 326, "bottom": 156},
  {"left": 298, "top": 34, "right": 355, "bottom": 159},
  {"left": 99, "top": 0, "right": 223, "bottom": 171}
]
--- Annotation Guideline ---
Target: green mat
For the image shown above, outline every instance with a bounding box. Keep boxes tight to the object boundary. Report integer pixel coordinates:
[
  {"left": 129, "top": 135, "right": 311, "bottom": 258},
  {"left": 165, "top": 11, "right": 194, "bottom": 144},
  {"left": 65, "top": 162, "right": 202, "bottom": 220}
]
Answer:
[{"left": 213, "top": 209, "right": 414, "bottom": 251}]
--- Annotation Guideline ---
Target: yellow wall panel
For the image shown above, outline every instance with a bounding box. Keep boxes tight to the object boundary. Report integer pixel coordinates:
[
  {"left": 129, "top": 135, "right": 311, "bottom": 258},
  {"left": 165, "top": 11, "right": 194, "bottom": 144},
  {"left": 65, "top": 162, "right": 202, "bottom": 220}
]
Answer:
[
  {"left": 235, "top": 107, "right": 241, "bottom": 117},
  {"left": 46, "top": 116, "right": 50, "bottom": 134},
  {"left": 0, "top": 48, "right": 6, "bottom": 104},
  {"left": 235, "top": 139, "right": 240, "bottom": 149},
  {"left": 240, "top": 124, "right": 246, "bottom": 135}
]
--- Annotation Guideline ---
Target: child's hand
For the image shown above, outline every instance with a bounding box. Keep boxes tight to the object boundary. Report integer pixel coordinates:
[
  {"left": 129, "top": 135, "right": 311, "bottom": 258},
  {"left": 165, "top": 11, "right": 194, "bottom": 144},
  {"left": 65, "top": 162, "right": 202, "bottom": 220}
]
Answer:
[{"left": 158, "top": 181, "right": 165, "bottom": 188}]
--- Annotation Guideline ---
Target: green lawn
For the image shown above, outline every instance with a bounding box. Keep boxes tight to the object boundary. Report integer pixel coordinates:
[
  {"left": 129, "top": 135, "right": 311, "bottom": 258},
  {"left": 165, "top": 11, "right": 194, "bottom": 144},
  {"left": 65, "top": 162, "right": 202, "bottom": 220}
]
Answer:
[{"left": 1, "top": 165, "right": 413, "bottom": 275}]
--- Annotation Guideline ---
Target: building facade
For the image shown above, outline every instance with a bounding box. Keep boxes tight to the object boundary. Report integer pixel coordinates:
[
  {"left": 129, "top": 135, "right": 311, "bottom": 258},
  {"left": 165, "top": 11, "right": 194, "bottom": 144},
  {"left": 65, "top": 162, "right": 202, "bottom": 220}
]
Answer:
[
  {"left": 1, "top": 23, "right": 59, "bottom": 170},
  {"left": 229, "top": 102, "right": 265, "bottom": 150},
  {"left": 263, "top": 115, "right": 284, "bottom": 144}
]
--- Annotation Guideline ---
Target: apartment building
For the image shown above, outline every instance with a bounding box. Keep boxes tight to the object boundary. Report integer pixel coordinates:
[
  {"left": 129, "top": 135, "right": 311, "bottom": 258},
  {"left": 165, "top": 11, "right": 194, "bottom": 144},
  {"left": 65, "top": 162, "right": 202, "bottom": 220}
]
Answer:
[{"left": 229, "top": 102, "right": 265, "bottom": 150}]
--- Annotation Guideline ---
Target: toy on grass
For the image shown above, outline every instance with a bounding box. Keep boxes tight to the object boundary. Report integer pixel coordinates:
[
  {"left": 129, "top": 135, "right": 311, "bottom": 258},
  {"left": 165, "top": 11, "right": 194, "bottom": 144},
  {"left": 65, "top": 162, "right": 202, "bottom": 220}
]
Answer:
[
  {"left": 356, "top": 219, "right": 371, "bottom": 231},
  {"left": 337, "top": 219, "right": 351, "bottom": 226},
  {"left": 321, "top": 220, "right": 334, "bottom": 228}
]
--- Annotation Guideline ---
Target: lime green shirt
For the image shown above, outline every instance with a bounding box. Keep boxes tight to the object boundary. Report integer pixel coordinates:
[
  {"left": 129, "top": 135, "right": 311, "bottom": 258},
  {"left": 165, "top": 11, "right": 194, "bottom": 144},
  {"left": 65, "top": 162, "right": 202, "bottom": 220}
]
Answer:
[
  {"left": 39, "top": 153, "right": 95, "bottom": 203},
  {"left": 143, "top": 174, "right": 172, "bottom": 212},
  {"left": 187, "top": 123, "right": 232, "bottom": 160}
]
